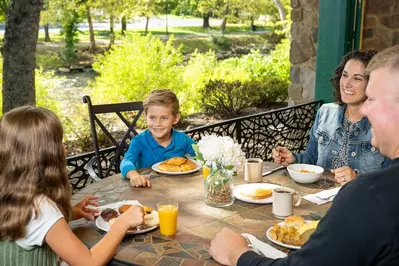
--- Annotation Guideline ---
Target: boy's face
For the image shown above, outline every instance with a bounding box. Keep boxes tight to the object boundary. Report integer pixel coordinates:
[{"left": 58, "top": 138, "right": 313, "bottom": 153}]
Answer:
[{"left": 145, "top": 105, "right": 180, "bottom": 143}]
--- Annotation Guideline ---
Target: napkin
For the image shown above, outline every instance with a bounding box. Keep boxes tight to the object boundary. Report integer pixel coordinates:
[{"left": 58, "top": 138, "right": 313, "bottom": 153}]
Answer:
[
  {"left": 88, "top": 200, "right": 142, "bottom": 213},
  {"left": 242, "top": 233, "right": 287, "bottom": 259},
  {"left": 303, "top": 187, "right": 341, "bottom": 205}
]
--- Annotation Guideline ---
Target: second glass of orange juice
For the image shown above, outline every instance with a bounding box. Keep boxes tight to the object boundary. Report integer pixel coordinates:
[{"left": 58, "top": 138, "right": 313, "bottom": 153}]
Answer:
[
  {"left": 157, "top": 201, "right": 179, "bottom": 236},
  {"left": 203, "top": 166, "right": 211, "bottom": 179}
]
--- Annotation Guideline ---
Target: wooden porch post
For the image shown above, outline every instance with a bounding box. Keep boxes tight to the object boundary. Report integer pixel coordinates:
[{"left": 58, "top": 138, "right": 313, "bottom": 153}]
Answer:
[{"left": 314, "top": 0, "right": 353, "bottom": 102}]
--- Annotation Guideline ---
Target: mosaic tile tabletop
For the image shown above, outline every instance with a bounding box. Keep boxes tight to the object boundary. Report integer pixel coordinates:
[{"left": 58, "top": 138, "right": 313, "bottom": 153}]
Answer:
[{"left": 71, "top": 162, "right": 339, "bottom": 265}]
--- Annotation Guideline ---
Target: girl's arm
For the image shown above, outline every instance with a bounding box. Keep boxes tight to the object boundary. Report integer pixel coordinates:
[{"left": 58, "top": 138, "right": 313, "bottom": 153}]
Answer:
[{"left": 45, "top": 205, "right": 143, "bottom": 266}]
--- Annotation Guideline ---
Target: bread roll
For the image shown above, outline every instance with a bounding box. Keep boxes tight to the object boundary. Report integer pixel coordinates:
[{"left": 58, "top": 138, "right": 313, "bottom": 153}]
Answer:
[
  {"left": 284, "top": 215, "right": 305, "bottom": 230},
  {"left": 118, "top": 204, "right": 132, "bottom": 214},
  {"left": 144, "top": 212, "right": 159, "bottom": 227}
]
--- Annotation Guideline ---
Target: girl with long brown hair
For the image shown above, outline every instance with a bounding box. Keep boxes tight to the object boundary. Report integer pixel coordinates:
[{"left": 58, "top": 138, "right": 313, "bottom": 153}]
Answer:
[{"left": 0, "top": 106, "right": 144, "bottom": 266}]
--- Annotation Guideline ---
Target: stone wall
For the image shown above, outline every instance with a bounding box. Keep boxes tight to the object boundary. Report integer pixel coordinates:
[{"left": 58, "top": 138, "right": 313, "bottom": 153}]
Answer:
[
  {"left": 363, "top": 0, "right": 399, "bottom": 51},
  {"left": 288, "top": 0, "right": 319, "bottom": 105}
]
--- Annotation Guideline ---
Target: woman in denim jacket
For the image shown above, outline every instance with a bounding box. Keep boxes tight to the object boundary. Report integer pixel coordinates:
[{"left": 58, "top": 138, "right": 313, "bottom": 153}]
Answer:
[{"left": 272, "top": 50, "right": 390, "bottom": 185}]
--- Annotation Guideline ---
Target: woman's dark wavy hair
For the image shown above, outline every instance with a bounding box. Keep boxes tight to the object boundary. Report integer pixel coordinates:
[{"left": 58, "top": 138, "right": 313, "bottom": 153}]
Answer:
[
  {"left": 0, "top": 106, "right": 72, "bottom": 241},
  {"left": 330, "top": 50, "right": 377, "bottom": 105}
]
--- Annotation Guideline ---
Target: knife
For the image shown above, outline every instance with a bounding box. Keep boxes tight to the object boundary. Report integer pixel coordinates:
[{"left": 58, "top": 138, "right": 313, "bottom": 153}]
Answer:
[{"left": 262, "top": 165, "right": 286, "bottom": 176}]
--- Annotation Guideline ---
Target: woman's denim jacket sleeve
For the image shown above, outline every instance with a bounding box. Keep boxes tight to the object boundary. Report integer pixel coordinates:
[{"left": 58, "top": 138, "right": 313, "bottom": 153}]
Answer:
[{"left": 294, "top": 103, "right": 390, "bottom": 173}]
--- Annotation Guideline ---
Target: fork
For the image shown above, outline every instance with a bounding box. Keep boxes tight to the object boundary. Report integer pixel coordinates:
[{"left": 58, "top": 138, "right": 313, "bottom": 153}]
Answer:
[
  {"left": 315, "top": 194, "right": 336, "bottom": 201},
  {"left": 242, "top": 234, "right": 264, "bottom": 256}
]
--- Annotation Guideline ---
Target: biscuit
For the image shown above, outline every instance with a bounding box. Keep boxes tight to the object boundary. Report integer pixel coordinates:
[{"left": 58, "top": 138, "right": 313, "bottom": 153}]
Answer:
[
  {"left": 165, "top": 157, "right": 187, "bottom": 166},
  {"left": 158, "top": 157, "right": 197, "bottom": 172},
  {"left": 158, "top": 162, "right": 181, "bottom": 172}
]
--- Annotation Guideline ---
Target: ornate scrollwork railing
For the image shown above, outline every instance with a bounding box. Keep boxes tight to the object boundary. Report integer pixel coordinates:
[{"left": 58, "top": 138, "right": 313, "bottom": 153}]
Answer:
[{"left": 67, "top": 101, "right": 322, "bottom": 193}]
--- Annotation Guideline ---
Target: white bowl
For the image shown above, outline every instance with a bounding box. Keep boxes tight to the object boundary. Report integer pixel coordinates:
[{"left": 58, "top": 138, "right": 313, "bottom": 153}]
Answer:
[{"left": 287, "top": 164, "right": 324, "bottom": 184}]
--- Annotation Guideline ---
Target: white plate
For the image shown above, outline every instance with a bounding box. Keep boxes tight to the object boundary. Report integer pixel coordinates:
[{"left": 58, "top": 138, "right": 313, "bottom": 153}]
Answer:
[
  {"left": 234, "top": 183, "right": 281, "bottom": 204},
  {"left": 266, "top": 220, "right": 313, "bottom": 250},
  {"left": 95, "top": 200, "right": 158, "bottom": 235},
  {"left": 151, "top": 160, "right": 202, "bottom": 175}
]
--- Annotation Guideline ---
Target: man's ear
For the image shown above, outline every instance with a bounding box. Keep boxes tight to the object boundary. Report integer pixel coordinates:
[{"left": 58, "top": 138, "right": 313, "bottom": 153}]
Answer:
[{"left": 173, "top": 114, "right": 181, "bottom": 125}]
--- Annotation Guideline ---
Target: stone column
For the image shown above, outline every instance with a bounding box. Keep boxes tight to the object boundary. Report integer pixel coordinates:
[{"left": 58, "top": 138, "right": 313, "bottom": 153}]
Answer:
[{"left": 289, "top": 0, "right": 319, "bottom": 105}]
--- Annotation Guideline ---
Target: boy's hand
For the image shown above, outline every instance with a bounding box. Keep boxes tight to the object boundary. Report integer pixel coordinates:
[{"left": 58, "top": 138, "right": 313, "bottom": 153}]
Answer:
[{"left": 127, "top": 171, "right": 150, "bottom": 187}]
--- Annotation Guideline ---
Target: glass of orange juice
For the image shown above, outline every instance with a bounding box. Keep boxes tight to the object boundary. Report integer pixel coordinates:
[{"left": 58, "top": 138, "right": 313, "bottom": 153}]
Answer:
[
  {"left": 203, "top": 166, "right": 211, "bottom": 179},
  {"left": 157, "top": 201, "right": 179, "bottom": 236}
]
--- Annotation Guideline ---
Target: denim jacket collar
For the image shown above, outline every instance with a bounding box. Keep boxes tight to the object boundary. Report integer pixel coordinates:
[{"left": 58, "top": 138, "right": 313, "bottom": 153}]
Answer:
[{"left": 335, "top": 104, "right": 371, "bottom": 134}]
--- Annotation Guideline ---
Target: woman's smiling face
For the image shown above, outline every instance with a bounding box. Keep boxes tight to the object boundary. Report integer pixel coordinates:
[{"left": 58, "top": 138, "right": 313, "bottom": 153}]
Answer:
[{"left": 339, "top": 59, "right": 368, "bottom": 106}]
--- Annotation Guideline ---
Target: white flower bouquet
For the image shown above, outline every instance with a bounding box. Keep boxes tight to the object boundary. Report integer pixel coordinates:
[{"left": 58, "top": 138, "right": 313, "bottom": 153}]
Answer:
[
  {"left": 192, "top": 134, "right": 245, "bottom": 175},
  {"left": 192, "top": 134, "right": 245, "bottom": 207}
]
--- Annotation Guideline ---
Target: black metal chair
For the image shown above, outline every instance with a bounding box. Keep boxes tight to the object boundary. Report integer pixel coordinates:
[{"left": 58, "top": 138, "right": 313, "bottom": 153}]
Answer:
[{"left": 82, "top": 95, "right": 144, "bottom": 181}]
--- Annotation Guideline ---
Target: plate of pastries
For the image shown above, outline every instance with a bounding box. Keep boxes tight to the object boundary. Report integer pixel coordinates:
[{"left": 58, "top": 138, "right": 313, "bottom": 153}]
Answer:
[
  {"left": 266, "top": 215, "right": 319, "bottom": 249},
  {"left": 96, "top": 201, "right": 159, "bottom": 234},
  {"left": 152, "top": 156, "right": 201, "bottom": 175},
  {"left": 234, "top": 183, "right": 281, "bottom": 204}
]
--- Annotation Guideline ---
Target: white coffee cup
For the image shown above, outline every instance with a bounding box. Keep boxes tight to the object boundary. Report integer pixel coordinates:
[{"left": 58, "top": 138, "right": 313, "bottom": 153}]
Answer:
[
  {"left": 272, "top": 187, "right": 301, "bottom": 219},
  {"left": 244, "top": 158, "right": 263, "bottom": 183}
]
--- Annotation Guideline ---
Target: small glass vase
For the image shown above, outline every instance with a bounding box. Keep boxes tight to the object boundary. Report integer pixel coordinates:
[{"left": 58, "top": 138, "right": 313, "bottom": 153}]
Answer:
[{"left": 204, "top": 168, "right": 234, "bottom": 207}]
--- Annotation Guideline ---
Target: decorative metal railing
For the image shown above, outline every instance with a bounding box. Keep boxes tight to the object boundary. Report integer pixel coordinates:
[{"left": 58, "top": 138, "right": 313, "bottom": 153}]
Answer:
[{"left": 67, "top": 101, "right": 322, "bottom": 193}]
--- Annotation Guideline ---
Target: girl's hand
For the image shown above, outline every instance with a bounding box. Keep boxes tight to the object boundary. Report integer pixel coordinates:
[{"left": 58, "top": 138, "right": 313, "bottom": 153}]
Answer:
[
  {"left": 71, "top": 196, "right": 99, "bottom": 221},
  {"left": 331, "top": 166, "right": 357, "bottom": 185},
  {"left": 118, "top": 205, "right": 144, "bottom": 229}
]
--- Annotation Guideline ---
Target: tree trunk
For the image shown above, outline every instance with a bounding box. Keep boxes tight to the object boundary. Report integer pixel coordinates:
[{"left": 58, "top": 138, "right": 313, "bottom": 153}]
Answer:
[
  {"left": 203, "top": 13, "right": 211, "bottom": 29},
  {"left": 44, "top": 24, "right": 51, "bottom": 42},
  {"left": 220, "top": 4, "right": 229, "bottom": 33},
  {"left": 144, "top": 16, "right": 150, "bottom": 35},
  {"left": 272, "top": 0, "right": 287, "bottom": 28},
  {"left": 2, "top": 0, "right": 43, "bottom": 113},
  {"left": 87, "top": 7, "right": 96, "bottom": 52},
  {"left": 121, "top": 16, "right": 127, "bottom": 35},
  {"left": 109, "top": 15, "right": 115, "bottom": 48},
  {"left": 250, "top": 17, "right": 256, "bottom": 31}
]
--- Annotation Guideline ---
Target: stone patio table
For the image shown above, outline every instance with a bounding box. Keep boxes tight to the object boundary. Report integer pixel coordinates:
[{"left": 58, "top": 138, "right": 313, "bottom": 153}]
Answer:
[{"left": 70, "top": 162, "right": 339, "bottom": 266}]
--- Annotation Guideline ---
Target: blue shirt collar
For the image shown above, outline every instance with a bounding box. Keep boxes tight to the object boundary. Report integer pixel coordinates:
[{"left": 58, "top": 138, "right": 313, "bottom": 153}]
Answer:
[
  {"left": 336, "top": 104, "right": 371, "bottom": 133},
  {"left": 145, "top": 129, "right": 176, "bottom": 149}
]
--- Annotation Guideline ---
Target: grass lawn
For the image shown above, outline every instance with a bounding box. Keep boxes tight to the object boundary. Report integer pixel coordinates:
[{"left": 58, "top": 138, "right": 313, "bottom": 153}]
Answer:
[{"left": 31, "top": 23, "right": 274, "bottom": 69}]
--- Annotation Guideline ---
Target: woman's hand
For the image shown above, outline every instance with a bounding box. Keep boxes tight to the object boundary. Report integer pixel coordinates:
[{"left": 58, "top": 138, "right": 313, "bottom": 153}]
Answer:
[
  {"left": 331, "top": 166, "right": 357, "bottom": 185},
  {"left": 272, "top": 146, "right": 296, "bottom": 166},
  {"left": 71, "top": 196, "right": 99, "bottom": 221},
  {"left": 127, "top": 171, "right": 150, "bottom": 187}
]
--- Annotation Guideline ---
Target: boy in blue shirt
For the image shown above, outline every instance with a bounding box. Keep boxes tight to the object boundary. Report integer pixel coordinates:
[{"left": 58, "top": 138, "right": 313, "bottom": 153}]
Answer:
[{"left": 120, "top": 89, "right": 196, "bottom": 187}]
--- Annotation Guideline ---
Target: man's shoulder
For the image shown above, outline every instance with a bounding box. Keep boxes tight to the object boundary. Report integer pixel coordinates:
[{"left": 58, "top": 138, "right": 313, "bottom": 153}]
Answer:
[{"left": 338, "top": 163, "right": 399, "bottom": 211}]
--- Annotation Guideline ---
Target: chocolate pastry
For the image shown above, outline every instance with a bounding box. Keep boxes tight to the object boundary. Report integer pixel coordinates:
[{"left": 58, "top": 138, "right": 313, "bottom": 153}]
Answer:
[{"left": 100, "top": 208, "right": 118, "bottom": 222}]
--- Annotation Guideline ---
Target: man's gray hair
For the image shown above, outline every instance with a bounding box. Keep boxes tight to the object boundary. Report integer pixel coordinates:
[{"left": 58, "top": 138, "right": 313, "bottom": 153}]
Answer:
[{"left": 366, "top": 45, "right": 399, "bottom": 75}]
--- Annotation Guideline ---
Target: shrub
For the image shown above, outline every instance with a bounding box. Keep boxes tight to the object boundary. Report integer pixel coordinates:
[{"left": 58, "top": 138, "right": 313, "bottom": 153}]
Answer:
[
  {"left": 256, "top": 76, "right": 289, "bottom": 104},
  {"left": 208, "top": 30, "right": 230, "bottom": 50},
  {"left": 90, "top": 34, "right": 187, "bottom": 111},
  {"left": 182, "top": 50, "right": 218, "bottom": 113},
  {"left": 200, "top": 79, "right": 262, "bottom": 118}
]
